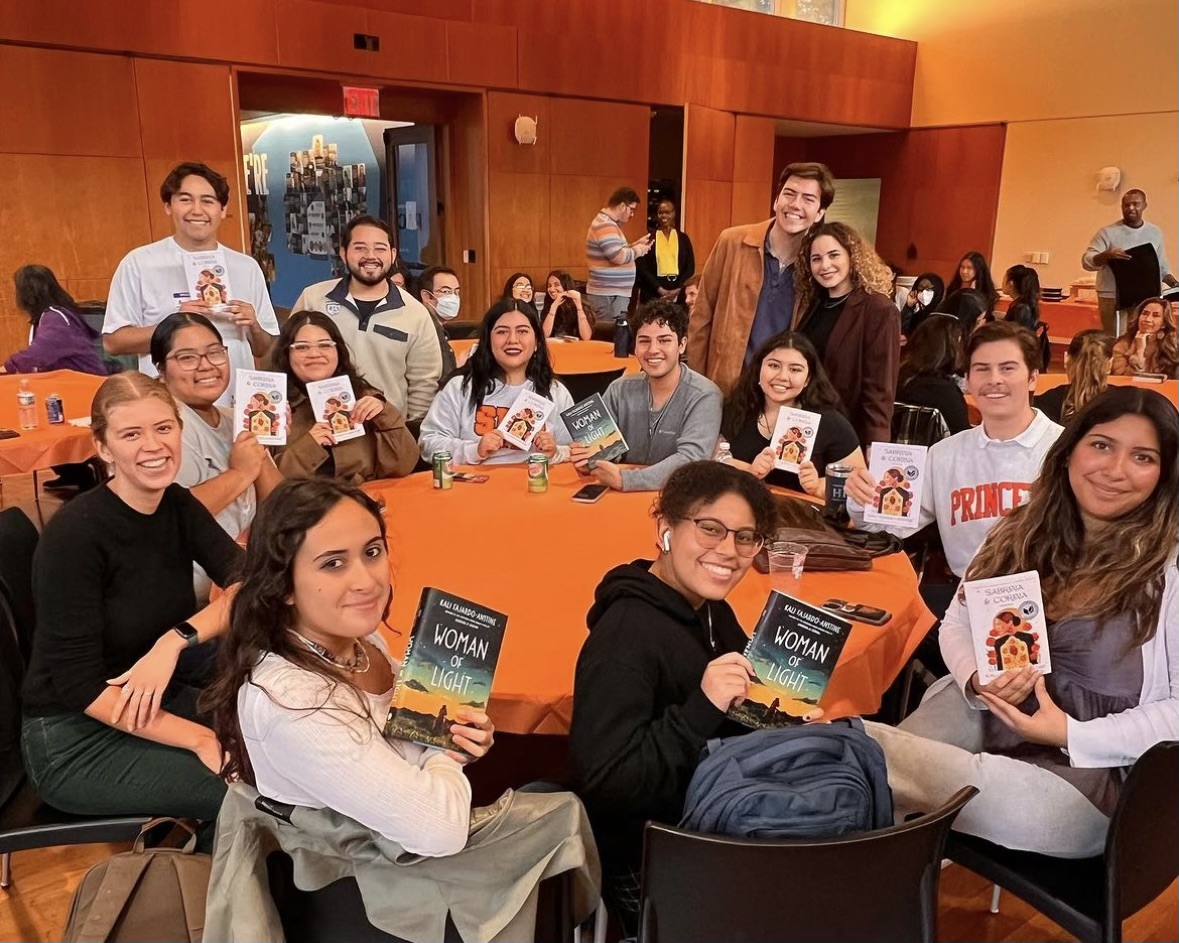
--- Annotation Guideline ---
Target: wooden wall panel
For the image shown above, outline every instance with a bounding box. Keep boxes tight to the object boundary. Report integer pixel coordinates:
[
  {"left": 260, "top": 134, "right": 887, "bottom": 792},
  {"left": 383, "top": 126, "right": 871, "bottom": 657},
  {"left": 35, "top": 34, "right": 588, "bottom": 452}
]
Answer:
[
  {"left": 0, "top": 317, "right": 30, "bottom": 364},
  {"left": 273, "top": 0, "right": 371, "bottom": 76},
  {"left": 683, "top": 104, "right": 735, "bottom": 260},
  {"left": 446, "top": 20, "right": 517, "bottom": 89},
  {"left": 730, "top": 115, "right": 776, "bottom": 227},
  {"left": 685, "top": 180, "right": 735, "bottom": 266},
  {"left": 172, "top": 0, "right": 279, "bottom": 65},
  {"left": 135, "top": 61, "right": 240, "bottom": 164},
  {"left": 548, "top": 99, "right": 651, "bottom": 179},
  {"left": 0, "top": 46, "right": 141, "bottom": 157},
  {"left": 488, "top": 172, "right": 549, "bottom": 271},
  {"left": 487, "top": 92, "right": 551, "bottom": 175},
  {"left": 63, "top": 278, "right": 114, "bottom": 303},
  {"left": 443, "top": 93, "right": 489, "bottom": 320}
]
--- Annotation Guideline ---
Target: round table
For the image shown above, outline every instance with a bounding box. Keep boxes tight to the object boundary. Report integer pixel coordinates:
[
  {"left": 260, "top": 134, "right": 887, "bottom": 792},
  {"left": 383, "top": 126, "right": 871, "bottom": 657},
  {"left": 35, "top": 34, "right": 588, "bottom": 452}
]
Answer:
[
  {"left": 365, "top": 465, "right": 935, "bottom": 735},
  {"left": 0, "top": 370, "right": 105, "bottom": 475},
  {"left": 449, "top": 339, "right": 641, "bottom": 376}
]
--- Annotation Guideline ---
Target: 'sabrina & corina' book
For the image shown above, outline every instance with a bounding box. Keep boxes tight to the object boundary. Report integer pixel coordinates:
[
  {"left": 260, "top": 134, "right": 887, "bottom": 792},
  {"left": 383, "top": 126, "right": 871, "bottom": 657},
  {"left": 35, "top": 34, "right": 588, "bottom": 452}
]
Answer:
[
  {"left": 728, "top": 591, "right": 852, "bottom": 728},
  {"left": 384, "top": 588, "right": 507, "bottom": 751}
]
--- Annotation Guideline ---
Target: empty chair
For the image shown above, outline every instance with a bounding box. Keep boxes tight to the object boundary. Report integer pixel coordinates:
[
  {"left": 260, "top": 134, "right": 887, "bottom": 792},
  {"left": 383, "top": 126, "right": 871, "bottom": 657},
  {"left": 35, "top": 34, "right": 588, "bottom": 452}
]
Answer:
[
  {"left": 559, "top": 369, "right": 625, "bottom": 405},
  {"left": 891, "top": 402, "right": 951, "bottom": 447},
  {"left": 637, "top": 786, "right": 977, "bottom": 943}
]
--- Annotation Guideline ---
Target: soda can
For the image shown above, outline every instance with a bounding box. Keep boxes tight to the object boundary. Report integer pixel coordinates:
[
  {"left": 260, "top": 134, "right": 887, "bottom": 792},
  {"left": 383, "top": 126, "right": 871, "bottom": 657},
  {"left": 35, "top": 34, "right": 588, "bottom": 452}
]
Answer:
[
  {"left": 432, "top": 452, "right": 454, "bottom": 490},
  {"left": 823, "top": 462, "right": 854, "bottom": 526},
  {"left": 526, "top": 453, "right": 549, "bottom": 493},
  {"left": 46, "top": 393, "right": 65, "bottom": 425}
]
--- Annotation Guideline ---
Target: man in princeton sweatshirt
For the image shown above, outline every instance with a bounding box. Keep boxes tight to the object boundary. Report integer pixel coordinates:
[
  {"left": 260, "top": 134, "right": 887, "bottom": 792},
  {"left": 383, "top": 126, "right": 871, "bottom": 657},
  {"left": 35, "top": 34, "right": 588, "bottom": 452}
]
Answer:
[
  {"left": 571, "top": 299, "right": 723, "bottom": 492},
  {"left": 845, "top": 320, "right": 1063, "bottom": 610}
]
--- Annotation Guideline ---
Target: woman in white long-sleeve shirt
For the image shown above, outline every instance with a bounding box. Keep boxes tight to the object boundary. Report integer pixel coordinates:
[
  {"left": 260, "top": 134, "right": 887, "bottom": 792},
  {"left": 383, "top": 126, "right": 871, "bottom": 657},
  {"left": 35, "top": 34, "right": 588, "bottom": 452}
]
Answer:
[
  {"left": 418, "top": 299, "right": 573, "bottom": 466},
  {"left": 866, "top": 385, "right": 1178, "bottom": 858},
  {"left": 204, "top": 477, "right": 494, "bottom": 857}
]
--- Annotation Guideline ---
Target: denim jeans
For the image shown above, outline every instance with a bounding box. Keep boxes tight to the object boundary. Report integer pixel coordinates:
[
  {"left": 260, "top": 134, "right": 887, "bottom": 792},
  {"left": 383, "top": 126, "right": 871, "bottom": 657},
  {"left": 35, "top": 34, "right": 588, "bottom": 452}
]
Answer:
[{"left": 586, "top": 293, "right": 631, "bottom": 323}]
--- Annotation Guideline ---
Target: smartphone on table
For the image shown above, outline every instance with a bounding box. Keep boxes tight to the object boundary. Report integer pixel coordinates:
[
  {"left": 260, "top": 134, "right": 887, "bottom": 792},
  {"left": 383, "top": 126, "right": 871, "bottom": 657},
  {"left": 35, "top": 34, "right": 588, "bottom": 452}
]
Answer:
[
  {"left": 821, "top": 599, "right": 891, "bottom": 626},
  {"left": 572, "top": 483, "right": 609, "bottom": 504}
]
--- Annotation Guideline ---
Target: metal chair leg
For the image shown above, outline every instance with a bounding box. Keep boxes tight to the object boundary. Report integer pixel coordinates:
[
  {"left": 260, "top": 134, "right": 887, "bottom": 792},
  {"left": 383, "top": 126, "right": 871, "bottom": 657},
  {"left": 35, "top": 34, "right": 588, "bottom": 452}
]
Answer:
[
  {"left": 989, "top": 883, "right": 1001, "bottom": 914},
  {"left": 1, "top": 851, "right": 12, "bottom": 889}
]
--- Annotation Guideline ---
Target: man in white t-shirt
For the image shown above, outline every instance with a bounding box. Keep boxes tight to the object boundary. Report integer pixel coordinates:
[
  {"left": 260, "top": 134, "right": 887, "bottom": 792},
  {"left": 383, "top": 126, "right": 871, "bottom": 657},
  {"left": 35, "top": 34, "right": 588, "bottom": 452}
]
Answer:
[{"left": 103, "top": 162, "right": 279, "bottom": 406}]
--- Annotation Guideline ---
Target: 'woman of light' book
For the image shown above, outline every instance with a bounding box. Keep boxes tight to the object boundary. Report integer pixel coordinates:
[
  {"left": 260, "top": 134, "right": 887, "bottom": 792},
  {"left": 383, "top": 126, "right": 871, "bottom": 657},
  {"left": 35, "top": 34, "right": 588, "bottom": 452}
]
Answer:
[
  {"left": 497, "top": 388, "right": 554, "bottom": 451},
  {"left": 962, "top": 570, "right": 1052, "bottom": 684},
  {"left": 234, "top": 369, "right": 287, "bottom": 446},
  {"left": 560, "top": 393, "right": 628, "bottom": 468},
  {"left": 769, "top": 406, "right": 821, "bottom": 474},
  {"left": 862, "top": 442, "right": 928, "bottom": 529},
  {"left": 305, "top": 376, "right": 365, "bottom": 443}
]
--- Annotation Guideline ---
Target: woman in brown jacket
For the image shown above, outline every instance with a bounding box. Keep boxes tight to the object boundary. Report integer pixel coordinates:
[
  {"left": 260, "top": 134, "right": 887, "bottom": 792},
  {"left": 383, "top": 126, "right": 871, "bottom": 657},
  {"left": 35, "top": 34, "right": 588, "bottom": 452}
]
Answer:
[
  {"left": 270, "top": 311, "right": 418, "bottom": 484},
  {"left": 793, "top": 221, "right": 901, "bottom": 447}
]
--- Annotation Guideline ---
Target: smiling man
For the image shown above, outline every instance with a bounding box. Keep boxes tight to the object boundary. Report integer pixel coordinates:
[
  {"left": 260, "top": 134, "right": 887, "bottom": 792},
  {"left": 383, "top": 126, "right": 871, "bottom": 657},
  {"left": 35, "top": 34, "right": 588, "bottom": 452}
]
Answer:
[
  {"left": 103, "top": 162, "right": 279, "bottom": 407},
  {"left": 687, "top": 162, "right": 836, "bottom": 393},
  {"left": 572, "top": 300, "right": 721, "bottom": 492},
  {"left": 293, "top": 215, "right": 442, "bottom": 424}
]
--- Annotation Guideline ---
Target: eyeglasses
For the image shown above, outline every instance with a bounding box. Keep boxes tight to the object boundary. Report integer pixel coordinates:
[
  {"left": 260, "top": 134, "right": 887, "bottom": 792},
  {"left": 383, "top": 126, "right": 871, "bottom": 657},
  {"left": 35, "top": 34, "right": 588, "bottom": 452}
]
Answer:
[
  {"left": 513, "top": 282, "right": 532, "bottom": 293},
  {"left": 690, "top": 518, "right": 765, "bottom": 556},
  {"left": 290, "top": 341, "right": 338, "bottom": 354},
  {"left": 167, "top": 346, "right": 229, "bottom": 370}
]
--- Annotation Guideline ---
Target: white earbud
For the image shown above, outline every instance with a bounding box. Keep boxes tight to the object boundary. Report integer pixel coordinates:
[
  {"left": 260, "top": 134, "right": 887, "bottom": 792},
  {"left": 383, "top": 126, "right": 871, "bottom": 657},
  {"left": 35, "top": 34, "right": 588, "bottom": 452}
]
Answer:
[{"left": 661, "top": 530, "right": 671, "bottom": 553}]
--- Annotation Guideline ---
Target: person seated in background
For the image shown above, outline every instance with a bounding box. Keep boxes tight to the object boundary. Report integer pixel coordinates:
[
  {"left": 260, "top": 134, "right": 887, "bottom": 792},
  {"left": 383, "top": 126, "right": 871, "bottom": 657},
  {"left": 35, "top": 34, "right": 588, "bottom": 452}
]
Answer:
[
  {"left": 540, "top": 270, "right": 593, "bottom": 340},
  {"left": 417, "top": 265, "right": 461, "bottom": 386},
  {"left": 679, "top": 273, "right": 701, "bottom": 318},
  {"left": 793, "top": 221, "right": 901, "bottom": 447},
  {"left": 946, "top": 250, "right": 999, "bottom": 315},
  {"left": 21, "top": 373, "right": 242, "bottom": 847},
  {"left": 845, "top": 321, "right": 1063, "bottom": 613},
  {"left": 636, "top": 198, "right": 695, "bottom": 304},
  {"left": 419, "top": 300, "right": 573, "bottom": 466},
  {"left": 720, "top": 330, "right": 863, "bottom": 497},
  {"left": 1111, "top": 297, "right": 1178, "bottom": 378},
  {"left": 1000, "top": 264, "right": 1041, "bottom": 331},
  {"left": 502, "top": 272, "right": 536, "bottom": 309},
  {"left": 899, "top": 271, "right": 946, "bottom": 338},
  {"left": 152, "top": 313, "right": 282, "bottom": 604},
  {"left": 939, "top": 288, "right": 990, "bottom": 334},
  {"left": 865, "top": 386, "right": 1178, "bottom": 858},
  {"left": 572, "top": 300, "right": 721, "bottom": 492},
  {"left": 896, "top": 315, "right": 971, "bottom": 435},
  {"left": 571, "top": 462, "right": 786, "bottom": 936},
  {"left": 269, "top": 311, "right": 418, "bottom": 485},
  {"left": 1034, "top": 329, "right": 1113, "bottom": 424},
  {"left": 2, "top": 264, "right": 112, "bottom": 376}
]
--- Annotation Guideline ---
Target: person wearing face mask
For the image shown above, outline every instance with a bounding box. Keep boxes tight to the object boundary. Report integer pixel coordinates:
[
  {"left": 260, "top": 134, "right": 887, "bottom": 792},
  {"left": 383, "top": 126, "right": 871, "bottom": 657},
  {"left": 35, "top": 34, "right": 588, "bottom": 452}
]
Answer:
[
  {"left": 900, "top": 272, "right": 945, "bottom": 337},
  {"left": 417, "top": 266, "right": 461, "bottom": 387},
  {"left": 720, "top": 331, "right": 863, "bottom": 497}
]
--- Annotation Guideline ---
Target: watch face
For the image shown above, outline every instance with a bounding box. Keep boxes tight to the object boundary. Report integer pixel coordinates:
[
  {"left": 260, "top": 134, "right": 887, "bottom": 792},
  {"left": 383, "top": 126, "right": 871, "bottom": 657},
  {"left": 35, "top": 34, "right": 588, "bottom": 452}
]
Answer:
[{"left": 175, "top": 622, "right": 198, "bottom": 641}]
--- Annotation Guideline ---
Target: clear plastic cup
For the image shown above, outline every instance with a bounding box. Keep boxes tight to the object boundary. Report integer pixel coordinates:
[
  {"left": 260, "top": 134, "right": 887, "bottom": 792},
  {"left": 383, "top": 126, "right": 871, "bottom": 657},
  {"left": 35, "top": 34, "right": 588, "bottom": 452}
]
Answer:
[{"left": 767, "top": 541, "right": 808, "bottom": 586}]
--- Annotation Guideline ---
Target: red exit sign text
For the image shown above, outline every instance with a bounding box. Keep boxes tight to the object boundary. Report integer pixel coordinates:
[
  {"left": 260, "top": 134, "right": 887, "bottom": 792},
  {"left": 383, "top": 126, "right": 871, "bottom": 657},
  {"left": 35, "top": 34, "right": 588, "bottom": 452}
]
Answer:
[{"left": 343, "top": 86, "right": 380, "bottom": 118}]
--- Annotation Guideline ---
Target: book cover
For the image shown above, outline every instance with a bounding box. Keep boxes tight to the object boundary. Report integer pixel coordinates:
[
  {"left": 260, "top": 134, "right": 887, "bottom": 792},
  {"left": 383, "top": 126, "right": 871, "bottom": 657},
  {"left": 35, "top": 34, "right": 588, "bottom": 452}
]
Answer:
[
  {"left": 384, "top": 588, "right": 508, "bottom": 752},
  {"left": 962, "top": 570, "right": 1051, "bottom": 684},
  {"left": 305, "top": 376, "right": 365, "bottom": 443},
  {"left": 727, "top": 591, "right": 852, "bottom": 729},
  {"left": 497, "top": 388, "right": 554, "bottom": 451},
  {"left": 184, "top": 248, "right": 233, "bottom": 314},
  {"left": 234, "top": 369, "right": 287, "bottom": 446},
  {"left": 862, "top": 442, "right": 928, "bottom": 529},
  {"left": 769, "top": 406, "right": 822, "bottom": 473},
  {"left": 560, "top": 393, "right": 629, "bottom": 468}
]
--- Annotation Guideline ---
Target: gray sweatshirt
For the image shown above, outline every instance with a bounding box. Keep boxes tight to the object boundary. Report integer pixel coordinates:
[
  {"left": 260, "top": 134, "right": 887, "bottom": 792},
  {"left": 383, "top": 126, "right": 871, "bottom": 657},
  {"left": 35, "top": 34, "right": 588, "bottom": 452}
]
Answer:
[
  {"left": 603, "top": 364, "right": 722, "bottom": 492},
  {"left": 1082, "top": 221, "right": 1173, "bottom": 299}
]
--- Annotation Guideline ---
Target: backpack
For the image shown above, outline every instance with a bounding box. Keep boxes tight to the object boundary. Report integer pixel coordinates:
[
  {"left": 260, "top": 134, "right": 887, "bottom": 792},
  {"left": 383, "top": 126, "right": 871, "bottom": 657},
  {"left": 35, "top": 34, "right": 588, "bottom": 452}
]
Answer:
[
  {"left": 63, "top": 819, "right": 210, "bottom": 943},
  {"left": 680, "top": 720, "right": 893, "bottom": 840}
]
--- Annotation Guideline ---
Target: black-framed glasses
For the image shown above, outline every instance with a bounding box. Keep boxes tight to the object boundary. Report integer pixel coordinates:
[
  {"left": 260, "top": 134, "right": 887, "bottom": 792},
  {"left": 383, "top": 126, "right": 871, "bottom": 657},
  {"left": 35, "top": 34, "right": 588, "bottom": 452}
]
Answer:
[
  {"left": 167, "top": 345, "right": 229, "bottom": 370},
  {"left": 691, "top": 518, "right": 764, "bottom": 556}
]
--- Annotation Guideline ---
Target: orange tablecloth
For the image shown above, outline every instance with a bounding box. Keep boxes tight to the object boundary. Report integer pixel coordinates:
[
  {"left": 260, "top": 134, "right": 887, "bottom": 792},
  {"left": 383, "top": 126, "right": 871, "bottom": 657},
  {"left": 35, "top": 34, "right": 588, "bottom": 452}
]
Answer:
[
  {"left": 966, "top": 374, "right": 1179, "bottom": 423},
  {"left": 995, "top": 298, "right": 1101, "bottom": 339},
  {"left": 449, "top": 339, "right": 641, "bottom": 376},
  {"left": 365, "top": 465, "right": 935, "bottom": 735},
  {"left": 0, "top": 371, "right": 105, "bottom": 475}
]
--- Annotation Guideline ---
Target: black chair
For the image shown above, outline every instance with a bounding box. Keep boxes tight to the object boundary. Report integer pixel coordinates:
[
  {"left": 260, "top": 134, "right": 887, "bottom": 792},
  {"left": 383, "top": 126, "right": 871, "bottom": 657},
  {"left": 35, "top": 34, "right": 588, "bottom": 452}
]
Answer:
[
  {"left": 636, "top": 786, "right": 978, "bottom": 943},
  {"left": 947, "top": 740, "right": 1178, "bottom": 943},
  {"left": 559, "top": 369, "right": 625, "bottom": 404},
  {"left": 891, "top": 402, "right": 951, "bottom": 447},
  {"left": 590, "top": 319, "right": 617, "bottom": 343},
  {"left": 442, "top": 321, "right": 480, "bottom": 341}
]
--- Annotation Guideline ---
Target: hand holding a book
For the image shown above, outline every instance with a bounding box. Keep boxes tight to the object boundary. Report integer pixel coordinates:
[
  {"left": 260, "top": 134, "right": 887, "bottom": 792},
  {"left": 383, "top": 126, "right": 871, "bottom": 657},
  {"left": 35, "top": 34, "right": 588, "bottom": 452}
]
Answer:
[
  {"left": 797, "top": 461, "right": 821, "bottom": 497},
  {"left": 749, "top": 448, "right": 776, "bottom": 480},
  {"left": 229, "top": 430, "right": 268, "bottom": 481},
  {"left": 590, "top": 460, "right": 624, "bottom": 491},
  {"left": 533, "top": 428, "right": 558, "bottom": 458},
  {"left": 352, "top": 395, "right": 384, "bottom": 424},
  {"left": 308, "top": 422, "right": 336, "bottom": 448},
  {"left": 445, "top": 709, "right": 496, "bottom": 765},
  {"left": 978, "top": 675, "right": 1067, "bottom": 748},
  {"left": 700, "top": 652, "right": 755, "bottom": 712},
  {"left": 844, "top": 467, "right": 879, "bottom": 506},
  {"left": 477, "top": 429, "right": 505, "bottom": 459},
  {"left": 968, "top": 665, "right": 1037, "bottom": 707}
]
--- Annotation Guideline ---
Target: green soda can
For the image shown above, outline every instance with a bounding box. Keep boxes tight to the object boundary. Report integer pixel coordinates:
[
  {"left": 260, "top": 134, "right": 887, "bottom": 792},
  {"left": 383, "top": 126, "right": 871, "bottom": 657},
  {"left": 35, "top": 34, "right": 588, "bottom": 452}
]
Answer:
[
  {"left": 526, "top": 453, "right": 549, "bottom": 493},
  {"left": 432, "top": 452, "right": 454, "bottom": 489}
]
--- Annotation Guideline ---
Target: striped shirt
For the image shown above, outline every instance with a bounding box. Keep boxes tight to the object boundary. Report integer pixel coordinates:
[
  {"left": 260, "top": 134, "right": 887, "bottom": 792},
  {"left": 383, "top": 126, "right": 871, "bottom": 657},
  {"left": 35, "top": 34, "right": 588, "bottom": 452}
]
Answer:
[{"left": 586, "top": 210, "right": 637, "bottom": 297}]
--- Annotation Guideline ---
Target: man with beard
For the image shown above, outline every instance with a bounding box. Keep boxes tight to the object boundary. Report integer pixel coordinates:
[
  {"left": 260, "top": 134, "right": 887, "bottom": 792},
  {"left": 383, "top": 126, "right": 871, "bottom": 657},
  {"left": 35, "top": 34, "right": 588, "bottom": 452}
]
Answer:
[
  {"left": 103, "top": 162, "right": 279, "bottom": 406},
  {"left": 293, "top": 215, "right": 442, "bottom": 423}
]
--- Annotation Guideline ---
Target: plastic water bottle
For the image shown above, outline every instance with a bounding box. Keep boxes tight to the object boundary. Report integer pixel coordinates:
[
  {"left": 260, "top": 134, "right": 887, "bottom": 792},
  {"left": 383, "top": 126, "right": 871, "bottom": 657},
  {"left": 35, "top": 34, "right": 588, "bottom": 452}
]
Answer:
[
  {"left": 715, "top": 438, "right": 733, "bottom": 464},
  {"left": 613, "top": 317, "right": 630, "bottom": 359},
  {"left": 17, "top": 379, "right": 37, "bottom": 430}
]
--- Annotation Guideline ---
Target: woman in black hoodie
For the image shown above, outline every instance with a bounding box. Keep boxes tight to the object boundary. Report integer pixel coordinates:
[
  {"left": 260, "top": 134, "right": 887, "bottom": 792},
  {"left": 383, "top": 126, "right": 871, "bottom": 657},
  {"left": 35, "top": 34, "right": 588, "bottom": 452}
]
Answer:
[{"left": 571, "top": 461, "right": 780, "bottom": 934}]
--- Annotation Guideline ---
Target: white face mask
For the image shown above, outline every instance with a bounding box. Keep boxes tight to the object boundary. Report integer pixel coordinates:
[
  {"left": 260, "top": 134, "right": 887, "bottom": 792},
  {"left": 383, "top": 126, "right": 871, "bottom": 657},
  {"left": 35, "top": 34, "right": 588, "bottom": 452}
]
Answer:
[
  {"left": 917, "top": 289, "right": 935, "bottom": 307},
  {"left": 434, "top": 294, "right": 461, "bottom": 320}
]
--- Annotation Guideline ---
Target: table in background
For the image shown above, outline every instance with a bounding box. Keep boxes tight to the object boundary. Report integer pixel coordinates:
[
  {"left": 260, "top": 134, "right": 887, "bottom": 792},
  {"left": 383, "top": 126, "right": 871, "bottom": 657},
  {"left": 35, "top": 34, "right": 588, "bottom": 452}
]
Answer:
[
  {"left": 0, "top": 371, "right": 104, "bottom": 475},
  {"left": 449, "top": 339, "right": 641, "bottom": 377},
  {"left": 965, "top": 374, "right": 1179, "bottom": 424},
  {"left": 365, "top": 465, "right": 935, "bottom": 735},
  {"left": 995, "top": 297, "right": 1101, "bottom": 340}
]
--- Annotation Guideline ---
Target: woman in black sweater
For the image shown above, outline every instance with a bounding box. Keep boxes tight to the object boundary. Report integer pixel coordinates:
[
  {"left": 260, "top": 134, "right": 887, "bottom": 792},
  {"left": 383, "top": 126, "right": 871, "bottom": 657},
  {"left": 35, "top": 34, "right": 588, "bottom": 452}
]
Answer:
[
  {"left": 21, "top": 373, "right": 243, "bottom": 835},
  {"left": 571, "top": 462, "right": 784, "bottom": 935},
  {"left": 896, "top": 314, "right": 970, "bottom": 435}
]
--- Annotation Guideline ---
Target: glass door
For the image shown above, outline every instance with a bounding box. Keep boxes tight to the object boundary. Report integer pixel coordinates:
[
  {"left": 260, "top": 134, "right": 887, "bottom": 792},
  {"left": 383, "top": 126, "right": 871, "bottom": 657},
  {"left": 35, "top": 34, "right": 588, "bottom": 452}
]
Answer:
[{"left": 384, "top": 125, "right": 440, "bottom": 278}]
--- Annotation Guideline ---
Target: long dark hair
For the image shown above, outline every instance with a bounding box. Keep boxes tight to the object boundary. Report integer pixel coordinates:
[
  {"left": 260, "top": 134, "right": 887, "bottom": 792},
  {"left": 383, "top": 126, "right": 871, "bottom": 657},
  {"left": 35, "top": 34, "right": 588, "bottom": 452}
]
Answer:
[
  {"left": 460, "top": 299, "right": 555, "bottom": 406},
  {"left": 270, "top": 310, "right": 375, "bottom": 398},
  {"left": 149, "top": 311, "right": 224, "bottom": 371},
  {"left": 501, "top": 271, "right": 534, "bottom": 301},
  {"left": 965, "top": 386, "right": 1178, "bottom": 644},
  {"left": 898, "top": 315, "right": 965, "bottom": 388},
  {"left": 938, "top": 288, "right": 989, "bottom": 335},
  {"left": 947, "top": 251, "right": 998, "bottom": 310},
  {"left": 722, "top": 331, "right": 846, "bottom": 441},
  {"left": 202, "top": 478, "right": 389, "bottom": 786},
  {"left": 1003, "top": 263, "right": 1041, "bottom": 329},
  {"left": 14, "top": 264, "right": 78, "bottom": 327}
]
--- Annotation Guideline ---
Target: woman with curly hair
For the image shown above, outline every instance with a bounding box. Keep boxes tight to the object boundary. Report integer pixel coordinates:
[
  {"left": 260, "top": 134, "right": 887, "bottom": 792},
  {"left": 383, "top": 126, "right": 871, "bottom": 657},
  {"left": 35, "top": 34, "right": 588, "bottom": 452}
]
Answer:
[
  {"left": 1111, "top": 297, "right": 1178, "bottom": 378},
  {"left": 793, "top": 221, "right": 901, "bottom": 446}
]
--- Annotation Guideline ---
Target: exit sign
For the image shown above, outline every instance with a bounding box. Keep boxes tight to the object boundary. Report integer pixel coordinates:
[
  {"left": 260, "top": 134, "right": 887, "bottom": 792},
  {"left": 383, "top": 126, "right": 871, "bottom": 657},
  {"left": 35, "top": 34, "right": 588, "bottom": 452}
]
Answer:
[{"left": 343, "top": 86, "right": 380, "bottom": 118}]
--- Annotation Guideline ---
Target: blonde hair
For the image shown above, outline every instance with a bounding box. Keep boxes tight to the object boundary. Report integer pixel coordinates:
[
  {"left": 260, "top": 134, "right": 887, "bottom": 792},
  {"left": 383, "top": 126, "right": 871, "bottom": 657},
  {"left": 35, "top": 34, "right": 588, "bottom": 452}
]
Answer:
[
  {"left": 91, "top": 372, "right": 181, "bottom": 446},
  {"left": 794, "top": 221, "right": 894, "bottom": 313},
  {"left": 1062, "top": 330, "right": 1112, "bottom": 421}
]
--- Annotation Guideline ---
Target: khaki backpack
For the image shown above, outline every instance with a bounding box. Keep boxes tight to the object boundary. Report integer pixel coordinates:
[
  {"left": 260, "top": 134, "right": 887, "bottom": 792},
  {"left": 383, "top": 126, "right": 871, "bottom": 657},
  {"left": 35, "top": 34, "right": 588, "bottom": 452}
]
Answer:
[{"left": 62, "top": 818, "right": 211, "bottom": 943}]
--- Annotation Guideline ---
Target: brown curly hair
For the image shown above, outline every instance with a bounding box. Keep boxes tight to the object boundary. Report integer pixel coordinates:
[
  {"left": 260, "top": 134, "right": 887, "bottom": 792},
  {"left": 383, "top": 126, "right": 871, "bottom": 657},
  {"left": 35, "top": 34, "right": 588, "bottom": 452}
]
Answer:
[{"left": 793, "top": 221, "right": 894, "bottom": 313}]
